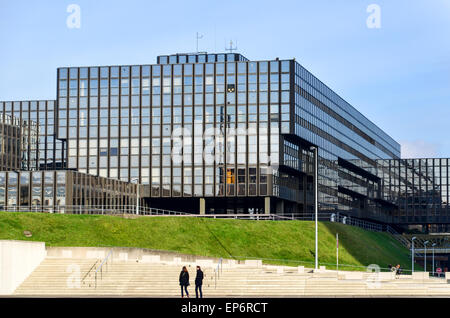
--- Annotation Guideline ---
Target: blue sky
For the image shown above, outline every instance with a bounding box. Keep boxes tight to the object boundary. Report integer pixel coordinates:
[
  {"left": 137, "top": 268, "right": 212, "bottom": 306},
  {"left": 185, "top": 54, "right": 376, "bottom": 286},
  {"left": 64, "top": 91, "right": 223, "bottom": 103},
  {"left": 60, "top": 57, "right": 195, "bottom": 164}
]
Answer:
[{"left": 1, "top": 0, "right": 449, "bottom": 158}]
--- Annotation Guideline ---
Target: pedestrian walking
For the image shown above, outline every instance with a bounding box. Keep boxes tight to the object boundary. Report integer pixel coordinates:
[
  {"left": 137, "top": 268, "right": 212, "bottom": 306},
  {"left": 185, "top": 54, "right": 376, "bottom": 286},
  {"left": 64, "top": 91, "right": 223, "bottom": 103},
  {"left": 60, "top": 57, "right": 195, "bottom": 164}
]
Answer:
[
  {"left": 395, "top": 264, "right": 401, "bottom": 278},
  {"left": 195, "top": 266, "right": 204, "bottom": 298},
  {"left": 179, "top": 266, "right": 190, "bottom": 298}
]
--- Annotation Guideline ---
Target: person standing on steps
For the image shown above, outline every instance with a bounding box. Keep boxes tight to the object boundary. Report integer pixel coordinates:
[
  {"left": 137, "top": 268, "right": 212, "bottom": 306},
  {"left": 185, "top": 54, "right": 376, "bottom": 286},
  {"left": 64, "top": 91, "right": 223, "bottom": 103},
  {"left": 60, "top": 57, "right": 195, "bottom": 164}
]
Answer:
[
  {"left": 179, "top": 266, "right": 190, "bottom": 298},
  {"left": 195, "top": 266, "right": 204, "bottom": 298}
]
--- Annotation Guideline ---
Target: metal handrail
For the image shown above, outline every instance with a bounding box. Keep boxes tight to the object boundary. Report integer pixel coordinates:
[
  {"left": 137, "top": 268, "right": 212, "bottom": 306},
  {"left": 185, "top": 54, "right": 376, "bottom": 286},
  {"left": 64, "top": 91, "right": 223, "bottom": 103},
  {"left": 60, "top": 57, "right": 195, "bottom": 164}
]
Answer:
[
  {"left": 81, "top": 259, "right": 100, "bottom": 287},
  {"left": 94, "top": 249, "right": 113, "bottom": 288},
  {"left": 181, "top": 214, "right": 293, "bottom": 221},
  {"left": 386, "top": 225, "right": 411, "bottom": 248},
  {"left": 214, "top": 258, "right": 223, "bottom": 289}
]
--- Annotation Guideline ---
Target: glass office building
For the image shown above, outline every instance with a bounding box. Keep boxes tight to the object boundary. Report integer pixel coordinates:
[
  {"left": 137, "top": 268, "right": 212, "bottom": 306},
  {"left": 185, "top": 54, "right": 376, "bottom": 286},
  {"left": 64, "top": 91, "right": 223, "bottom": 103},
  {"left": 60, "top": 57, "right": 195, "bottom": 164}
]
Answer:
[
  {"left": 57, "top": 53, "right": 296, "bottom": 213},
  {"left": 55, "top": 52, "right": 404, "bottom": 215},
  {"left": 0, "top": 102, "right": 136, "bottom": 212},
  {"left": 292, "top": 61, "right": 401, "bottom": 221},
  {"left": 377, "top": 158, "right": 450, "bottom": 231},
  {"left": 3, "top": 51, "right": 450, "bottom": 231},
  {"left": 0, "top": 112, "right": 39, "bottom": 171},
  {"left": 0, "top": 170, "right": 137, "bottom": 211},
  {"left": 0, "top": 100, "right": 65, "bottom": 170}
]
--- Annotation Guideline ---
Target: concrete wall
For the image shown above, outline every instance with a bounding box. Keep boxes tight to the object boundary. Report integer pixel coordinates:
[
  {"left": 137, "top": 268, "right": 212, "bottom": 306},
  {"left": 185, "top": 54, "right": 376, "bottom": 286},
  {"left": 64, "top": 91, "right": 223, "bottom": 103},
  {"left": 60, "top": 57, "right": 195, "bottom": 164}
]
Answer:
[
  {"left": 412, "top": 272, "right": 429, "bottom": 280},
  {"left": 46, "top": 246, "right": 226, "bottom": 265},
  {"left": 0, "top": 240, "right": 47, "bottom": 295},
  {"left": 46, "top": 246, "right": 269, "bottom": 269}
]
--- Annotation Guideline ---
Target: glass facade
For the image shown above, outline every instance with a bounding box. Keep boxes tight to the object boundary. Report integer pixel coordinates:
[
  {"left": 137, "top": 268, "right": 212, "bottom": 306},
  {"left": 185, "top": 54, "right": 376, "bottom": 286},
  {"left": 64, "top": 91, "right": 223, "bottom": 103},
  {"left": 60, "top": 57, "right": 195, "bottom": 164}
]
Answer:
[
  {"left": 56, "top": 54, "right": 292, "bottom": 213},
  {"left": 377, "top": 158, "right": 450, "bottom": 229},
  {"left": 53, "top": 53, "right": 411, "bottom": 215},
  {"left": 0, "top": 112, "right": 39, "bottom": 171},
  {"left": 0, "top": 100, "right": 65, "bottom": 170},
  {"left": 292, "top": 61, "right": 401, "bottom": 218},
  {"left": 3, "top": 51, "right": 450, "bottom": 230},
  {"left": 0, "top": 170, "right": 137, "bottom": 210}
]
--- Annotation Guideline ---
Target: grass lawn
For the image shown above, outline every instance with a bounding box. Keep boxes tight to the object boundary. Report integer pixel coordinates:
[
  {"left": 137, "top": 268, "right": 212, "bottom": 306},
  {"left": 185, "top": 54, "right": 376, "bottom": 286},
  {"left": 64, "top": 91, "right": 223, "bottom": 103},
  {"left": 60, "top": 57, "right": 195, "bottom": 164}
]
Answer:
[{"left": 0, "top": 212, "right": 415, "bottom": 271}]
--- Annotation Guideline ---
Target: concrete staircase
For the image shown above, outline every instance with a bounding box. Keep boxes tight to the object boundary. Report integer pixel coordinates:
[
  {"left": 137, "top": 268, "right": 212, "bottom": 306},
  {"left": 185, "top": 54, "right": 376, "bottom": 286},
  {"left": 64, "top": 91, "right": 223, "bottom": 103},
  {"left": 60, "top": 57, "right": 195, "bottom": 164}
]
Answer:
[{"left": 13, "top": 257, "right": 450, "bottom": 297}]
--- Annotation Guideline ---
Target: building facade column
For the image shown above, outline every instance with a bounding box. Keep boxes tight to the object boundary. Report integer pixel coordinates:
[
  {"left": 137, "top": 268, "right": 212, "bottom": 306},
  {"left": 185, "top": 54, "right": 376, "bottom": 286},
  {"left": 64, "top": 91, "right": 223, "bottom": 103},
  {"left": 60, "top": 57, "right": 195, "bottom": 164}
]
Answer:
[
  {"left": 200, "top": 197, "right": 205, "bottom": 215},
  {"left": 264, "top": 197, "right": 270, "bottom": 215}
]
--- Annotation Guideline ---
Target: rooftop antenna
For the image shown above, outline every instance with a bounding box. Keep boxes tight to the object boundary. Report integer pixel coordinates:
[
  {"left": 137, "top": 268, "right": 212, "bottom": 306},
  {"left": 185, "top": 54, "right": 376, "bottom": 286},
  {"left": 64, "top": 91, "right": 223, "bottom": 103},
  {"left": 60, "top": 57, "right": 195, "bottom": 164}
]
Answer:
[
  {"left": 225, "top": 39, "right": 237, "bottom": 53},
  {"left": 196, "top": 32, "right": 203, "bottom": 53},
  {"left": 214, "top": 25, "right": 217, "bottom": 52}
]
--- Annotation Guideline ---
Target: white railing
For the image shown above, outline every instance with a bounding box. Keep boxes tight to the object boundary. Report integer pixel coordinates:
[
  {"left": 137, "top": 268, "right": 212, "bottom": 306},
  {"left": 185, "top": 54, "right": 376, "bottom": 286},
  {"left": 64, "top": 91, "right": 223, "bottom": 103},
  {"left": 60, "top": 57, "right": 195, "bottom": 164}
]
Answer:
[
  {"left": 1, "top": 205, "right": 190, "bottom": 216},
  {"left": 1, "top": 205, "right": 385, "bottom": 232},
  {"left": 290, "top": 212, "right": 384, "bottom": 232},
  {"left": 415, "top": 248, "right": 450, "bottom": 253},
  {"left": 181, "top": 214, "right": 294, "bottom": 221}
]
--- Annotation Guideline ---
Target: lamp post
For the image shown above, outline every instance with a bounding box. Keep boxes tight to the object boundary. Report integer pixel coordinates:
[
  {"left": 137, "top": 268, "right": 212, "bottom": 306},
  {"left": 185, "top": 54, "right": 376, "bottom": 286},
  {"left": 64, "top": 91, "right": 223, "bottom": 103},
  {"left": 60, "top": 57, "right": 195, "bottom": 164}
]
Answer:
[
  {"left": 131, "top": 178, "right": 139, "bottom": 215},
  {"left": 424, "top": 240, "right": 429, "bottom": 273},
  {"left": 310, "top": 145, "right": 318, "bottom": 270},
  {"left": 336, "top": 233, "right": 339, "bottom": 273},
  {"left": 411, "top": 237, "right": 417, "bottom": 273},
  {"left": 432, "top": 243, "right": 437, "bottom": 276}
]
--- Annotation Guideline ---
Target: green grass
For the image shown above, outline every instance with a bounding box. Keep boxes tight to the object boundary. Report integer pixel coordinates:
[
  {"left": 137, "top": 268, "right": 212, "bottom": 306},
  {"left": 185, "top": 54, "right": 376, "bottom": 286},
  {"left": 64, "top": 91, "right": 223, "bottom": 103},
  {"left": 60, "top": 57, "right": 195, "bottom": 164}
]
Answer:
[{"left": 0, "top": 212, "right": 415, "bottom": 271}]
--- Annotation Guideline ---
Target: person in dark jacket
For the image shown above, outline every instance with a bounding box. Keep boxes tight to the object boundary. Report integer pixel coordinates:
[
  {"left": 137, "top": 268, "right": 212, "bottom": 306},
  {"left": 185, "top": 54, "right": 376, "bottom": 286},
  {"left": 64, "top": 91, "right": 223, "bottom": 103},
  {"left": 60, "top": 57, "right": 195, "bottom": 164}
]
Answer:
[
  {"left": 179, "top": 266, "right": 190, "bottom": 298},
  {"left": 195, "top": 266, "right": 204, "bottom": 298},
  {"left": 395, "top": 264, "right": 401, "bottom": 278}
]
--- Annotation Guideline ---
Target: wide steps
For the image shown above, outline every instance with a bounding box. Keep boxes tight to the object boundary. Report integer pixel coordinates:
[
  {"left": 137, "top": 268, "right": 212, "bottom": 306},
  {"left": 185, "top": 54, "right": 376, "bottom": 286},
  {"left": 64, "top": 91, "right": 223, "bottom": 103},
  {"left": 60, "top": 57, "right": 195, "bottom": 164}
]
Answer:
[{"left": 13, "top": 258, "right": 450, "bottom": 296}]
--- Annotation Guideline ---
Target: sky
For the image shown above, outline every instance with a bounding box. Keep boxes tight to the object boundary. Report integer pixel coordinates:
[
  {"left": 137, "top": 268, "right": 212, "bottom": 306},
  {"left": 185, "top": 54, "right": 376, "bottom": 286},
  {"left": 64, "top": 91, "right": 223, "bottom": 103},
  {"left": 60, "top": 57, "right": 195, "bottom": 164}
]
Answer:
[{"left": 0, "top": 0, "right": 449, "bottom": 158}]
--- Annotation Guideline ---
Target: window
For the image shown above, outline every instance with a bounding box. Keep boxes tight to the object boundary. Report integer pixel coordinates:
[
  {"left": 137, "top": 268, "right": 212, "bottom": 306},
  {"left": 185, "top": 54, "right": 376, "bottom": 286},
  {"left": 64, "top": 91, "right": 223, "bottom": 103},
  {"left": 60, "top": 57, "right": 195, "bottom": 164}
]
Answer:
[{"left": 59, "top": 68, "right": 68, "bottom": 79}]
